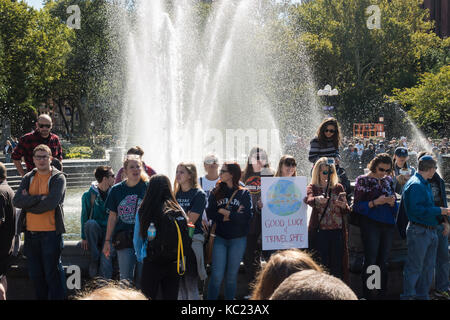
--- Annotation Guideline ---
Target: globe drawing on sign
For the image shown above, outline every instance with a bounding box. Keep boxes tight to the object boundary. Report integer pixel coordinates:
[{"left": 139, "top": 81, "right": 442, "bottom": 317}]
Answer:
[{"left": 267, "top": 180, "right": 302, "bottom": 216}]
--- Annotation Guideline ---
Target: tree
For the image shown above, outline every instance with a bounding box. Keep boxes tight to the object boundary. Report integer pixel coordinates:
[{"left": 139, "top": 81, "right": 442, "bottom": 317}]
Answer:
[
  {"left": 0, "top": 0, "right": 72, "bottom": 137},
  {"left": 285, "top": 0, "right": 446, "bottom": 136},
  {"left": 389, "top": 64, "right": 450, "bottom": 137},
  {"left": 45, "top": 0, "right": 128, "bottom": 139}
]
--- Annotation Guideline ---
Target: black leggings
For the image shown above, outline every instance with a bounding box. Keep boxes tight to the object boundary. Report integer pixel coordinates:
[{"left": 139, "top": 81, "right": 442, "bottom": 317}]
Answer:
[{"left": 141, "top": 259, "right": 180, "bottom": 300}]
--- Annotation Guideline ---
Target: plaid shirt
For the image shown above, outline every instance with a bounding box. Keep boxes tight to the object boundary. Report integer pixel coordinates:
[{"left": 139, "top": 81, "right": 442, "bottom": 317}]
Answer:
[{"left": 11, "top": 130, "right": 63, "bottom": 171}]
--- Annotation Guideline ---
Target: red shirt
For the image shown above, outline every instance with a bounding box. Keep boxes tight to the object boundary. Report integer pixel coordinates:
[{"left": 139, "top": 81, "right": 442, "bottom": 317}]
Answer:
[{"left": 11, "top": 130, "right": 63, "bottom": 171}]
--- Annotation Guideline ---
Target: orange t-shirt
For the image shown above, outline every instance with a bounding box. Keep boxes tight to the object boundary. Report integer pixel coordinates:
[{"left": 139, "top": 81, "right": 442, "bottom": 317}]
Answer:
[{"left": 26, "top": 171, "right": 56, "bottom": 231}]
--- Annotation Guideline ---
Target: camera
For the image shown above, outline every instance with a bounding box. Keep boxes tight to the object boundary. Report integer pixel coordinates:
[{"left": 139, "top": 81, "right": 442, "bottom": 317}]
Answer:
[{"left": 326, "top": 158, "right": 335, "bottom": 166}]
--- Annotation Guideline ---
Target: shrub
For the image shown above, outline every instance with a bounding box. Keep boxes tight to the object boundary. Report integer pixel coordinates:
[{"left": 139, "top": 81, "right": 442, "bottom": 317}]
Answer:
[
  {"left": 91, "top": 145, "right": 106, "bottom": 159},
  {"left": 64, "top": 146, "right": 93, "bottom": 159}
]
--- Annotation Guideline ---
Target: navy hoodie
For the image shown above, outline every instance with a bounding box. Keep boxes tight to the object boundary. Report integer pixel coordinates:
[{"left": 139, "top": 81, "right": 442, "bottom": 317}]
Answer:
[{"left": 206, "top": 185, "right": 252, "bottom": 240}]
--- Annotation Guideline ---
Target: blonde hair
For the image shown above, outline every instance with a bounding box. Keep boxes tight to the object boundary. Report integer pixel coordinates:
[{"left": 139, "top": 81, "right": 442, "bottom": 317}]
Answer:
[
  {"left": 310, "top": 157, "right": 339, "bottom": 188},
  {"left": 123, "top": 155, "right": 149, "bottom": 182},
  {"left": 76, "top": 279, "right": 147, "bottom": 300},
  {"left": 174, "top": 163, "right": 199, "bottom": 194},
  {"left": 250, "top": 249, "right": 323, "bottom": 300}
]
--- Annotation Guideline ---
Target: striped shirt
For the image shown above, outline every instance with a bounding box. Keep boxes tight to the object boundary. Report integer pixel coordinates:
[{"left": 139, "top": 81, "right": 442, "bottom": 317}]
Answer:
[{"left": 308, "top": 137, "right": 339, "bottom": 164}]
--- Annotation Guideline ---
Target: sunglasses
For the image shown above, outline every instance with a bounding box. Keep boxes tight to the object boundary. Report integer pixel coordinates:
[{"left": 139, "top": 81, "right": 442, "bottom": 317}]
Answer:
[
  {"left": 322, "top": 171, "right": 329, "bottom": 175},
  {"left": 220, "top": 169, "right": 229, "bottom": 174},
  {"left": 324, "top": 129, "right": 335, "bottom": 133},
  {"left": 38, "top": 124, "right": 51, "bottom": 129},
  {"left": 205, "top": 160, "right": 218, "bottom": 165},
  {"left": 377, "top": 167, "right": 391, "bottom": 173},
  {"left": 284, "top": 161, "right": 296, "bottom": 167}
]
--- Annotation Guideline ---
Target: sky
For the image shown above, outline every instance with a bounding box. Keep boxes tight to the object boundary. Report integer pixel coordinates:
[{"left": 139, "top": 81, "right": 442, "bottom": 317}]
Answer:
[{"left": 24, "top": 0, "right": 44, "bottom": 10}]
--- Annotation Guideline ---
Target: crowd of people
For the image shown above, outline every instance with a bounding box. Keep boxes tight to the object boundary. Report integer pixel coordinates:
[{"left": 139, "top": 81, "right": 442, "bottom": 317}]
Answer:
[
  {"left": 338, "top": 135, "right": 449, "bottom": 180},
  {"left": 0, "top": 114, "right": 449, "bottom": 301}
]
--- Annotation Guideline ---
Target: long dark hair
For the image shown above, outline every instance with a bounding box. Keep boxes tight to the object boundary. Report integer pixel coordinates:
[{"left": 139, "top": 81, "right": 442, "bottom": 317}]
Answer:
[
  {"left": 138, "top": 174, "right": 185, "bottom": 239},
  {"left": 242, "top": 146, "right": 271, "bottom": 183},
  {"left": 316, "top": 117, "right": 341, "bottom": 149},
  {"left": 213, "top": 162, "right": 244, "bottom": 202}
]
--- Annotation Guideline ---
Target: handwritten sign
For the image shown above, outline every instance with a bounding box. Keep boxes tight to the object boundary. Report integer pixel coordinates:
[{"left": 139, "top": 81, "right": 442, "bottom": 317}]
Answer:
[{"left": 261, "top": 176, "right": 308, "bottom": 250}]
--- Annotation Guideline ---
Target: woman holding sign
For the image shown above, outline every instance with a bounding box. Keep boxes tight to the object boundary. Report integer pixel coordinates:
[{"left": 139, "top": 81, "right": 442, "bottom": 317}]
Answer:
[
  {"left": 206, "top": 162, "right": 252, "bottom": 300},
  {"left": 304, "top": 157, "right": 350, "bottom": 282}
]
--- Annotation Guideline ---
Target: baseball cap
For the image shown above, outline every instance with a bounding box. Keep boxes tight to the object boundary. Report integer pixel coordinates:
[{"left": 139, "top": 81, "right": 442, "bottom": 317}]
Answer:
[{"left": 395, "top": 147, "right": 408, "bottom": 157}]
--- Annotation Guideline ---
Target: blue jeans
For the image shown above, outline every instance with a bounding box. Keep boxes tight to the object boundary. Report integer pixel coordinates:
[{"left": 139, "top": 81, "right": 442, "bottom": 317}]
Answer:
[
  {"left": 116, "top": 248, "right": 137, "bottom": 282},
  {"left": 84, "top": 220, "right": 113, "bottom": 278},
  {"left": 359, "top": 215, "right": 395, "bottom": 299},
  {"left": 207, "top": 236, "right": 247, "bottom": 300},
  {"left": 401, "top": 223, "right": 438, "bottom": 300},
  {"left": 24, "top": 231, "right": 66, "bottom": 300},
  {"left": 435, "top": 224, "right": 449, "bottom": 292}
]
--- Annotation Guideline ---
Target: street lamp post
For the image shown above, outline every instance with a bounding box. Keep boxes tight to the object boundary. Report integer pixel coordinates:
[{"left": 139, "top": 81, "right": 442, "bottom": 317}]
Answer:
[{"left": 318, "top": 84, "right": 338, "bottom": 117}]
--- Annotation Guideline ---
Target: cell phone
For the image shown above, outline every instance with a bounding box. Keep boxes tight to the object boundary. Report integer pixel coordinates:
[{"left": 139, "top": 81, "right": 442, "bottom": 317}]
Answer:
[
  {"left": 327, "top": 158, "right": 335, "bottom": 166},
  {"left": 399, "top": 169, "right": 411, "bottom": 176}
]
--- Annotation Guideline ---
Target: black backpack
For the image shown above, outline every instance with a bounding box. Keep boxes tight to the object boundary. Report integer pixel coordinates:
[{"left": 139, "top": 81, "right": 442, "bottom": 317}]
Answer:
[{"left": 146, "top": 209, "right": 191, "bottom": 272}]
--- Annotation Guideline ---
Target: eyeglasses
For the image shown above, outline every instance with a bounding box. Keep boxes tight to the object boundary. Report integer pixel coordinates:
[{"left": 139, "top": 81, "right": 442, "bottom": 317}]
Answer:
[
  {"left": 324, "top": 129, "right": 335, "bottom": 133},
  {"left": 38, "top": 124, "right": 51, "bottom": 129},
  {"left": 34, "top": 155, "right": 49, "bottom": 160},
  {"left": 377, "top": 167, "right": 391, "bottom": 173}
]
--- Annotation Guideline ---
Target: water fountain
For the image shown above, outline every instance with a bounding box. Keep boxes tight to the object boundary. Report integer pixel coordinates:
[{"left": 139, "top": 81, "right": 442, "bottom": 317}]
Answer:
[{"left": 119, "top": 0, "right": 321, "bottom": 178}]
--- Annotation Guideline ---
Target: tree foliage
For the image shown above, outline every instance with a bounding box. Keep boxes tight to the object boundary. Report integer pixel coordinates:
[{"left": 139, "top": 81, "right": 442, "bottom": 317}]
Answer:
[
  {"left": 0, "top": 0, "right": 72, "bottom": 136},
  {"left": 285, "top": 0, "right": 447, "bottom": 136},
  {"left": 389, "top": 64, "right": 450, "bottom": 137}
]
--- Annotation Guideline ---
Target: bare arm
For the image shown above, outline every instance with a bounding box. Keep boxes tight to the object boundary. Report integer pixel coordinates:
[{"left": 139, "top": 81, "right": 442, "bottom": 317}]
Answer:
[
  {"left": 102, "top": 211, "right": 118, "bottom": 258},
  {"left": 13, "top": 160, "right": 25, "bottom": 177}
]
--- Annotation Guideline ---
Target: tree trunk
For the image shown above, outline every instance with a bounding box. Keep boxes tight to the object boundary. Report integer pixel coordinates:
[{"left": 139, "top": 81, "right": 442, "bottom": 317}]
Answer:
[{"left": 57, "top": 98, "right": 71, "bottom": 138}]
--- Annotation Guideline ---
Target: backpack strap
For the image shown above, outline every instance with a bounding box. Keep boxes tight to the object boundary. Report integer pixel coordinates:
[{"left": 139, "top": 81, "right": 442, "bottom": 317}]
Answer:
[
  {"left": 226, "top": 189, "right": 240, "bottom": 210},
  {"left": 173, "top": 219, "right": 186, "bottom": 276}
]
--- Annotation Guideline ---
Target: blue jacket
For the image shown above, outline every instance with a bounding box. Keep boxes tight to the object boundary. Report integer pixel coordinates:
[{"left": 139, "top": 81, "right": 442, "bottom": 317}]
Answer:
[{"left": 396, "top": 172, "right": 444, "bottom": 239}]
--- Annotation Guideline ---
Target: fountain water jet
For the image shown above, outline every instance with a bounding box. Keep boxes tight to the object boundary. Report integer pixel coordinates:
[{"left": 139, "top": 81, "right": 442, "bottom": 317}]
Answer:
[{"left": 118, "top": 0, "right": 322, "bottom": 179}]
